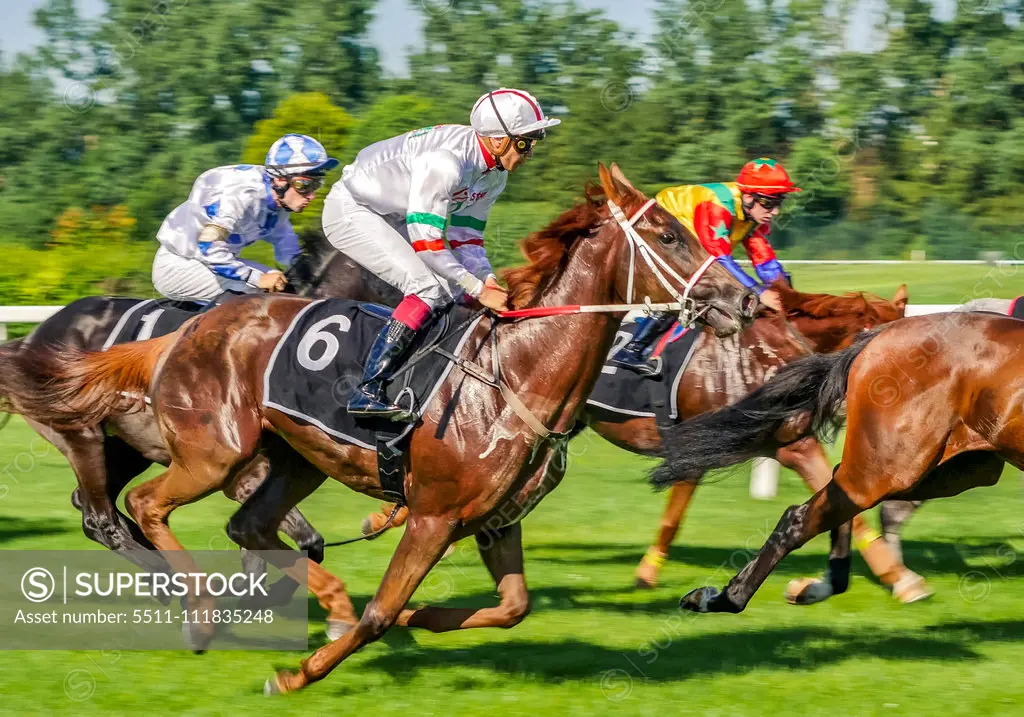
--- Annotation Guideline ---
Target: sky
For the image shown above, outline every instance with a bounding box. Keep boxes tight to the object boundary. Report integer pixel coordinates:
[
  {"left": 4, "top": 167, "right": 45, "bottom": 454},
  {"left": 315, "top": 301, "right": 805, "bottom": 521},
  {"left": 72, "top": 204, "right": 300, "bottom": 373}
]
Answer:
[{"left": 0, "top": 0, "right": 881, "bottom": 76}]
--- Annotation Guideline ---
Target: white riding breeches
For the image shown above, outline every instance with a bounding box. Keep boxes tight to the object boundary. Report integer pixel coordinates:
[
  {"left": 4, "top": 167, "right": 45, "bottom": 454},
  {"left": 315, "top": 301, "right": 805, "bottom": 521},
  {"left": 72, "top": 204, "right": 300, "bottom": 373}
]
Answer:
[
  {"left": 152, "top": 246, "right": 269, "bottom": 301},
  {"left": 322, "top": 182, "right": 452, "bottom": 309}
]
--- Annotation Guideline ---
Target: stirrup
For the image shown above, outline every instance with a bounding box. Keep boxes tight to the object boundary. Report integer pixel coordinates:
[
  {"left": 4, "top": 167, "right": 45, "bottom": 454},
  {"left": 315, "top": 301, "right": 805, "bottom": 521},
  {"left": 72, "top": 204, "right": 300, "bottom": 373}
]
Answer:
[
  {"left": 347, "top": 385, "right": 416, "bottom": 423},
  {"left": 609, "top": 351, "right": 663, "bottom": 377}
]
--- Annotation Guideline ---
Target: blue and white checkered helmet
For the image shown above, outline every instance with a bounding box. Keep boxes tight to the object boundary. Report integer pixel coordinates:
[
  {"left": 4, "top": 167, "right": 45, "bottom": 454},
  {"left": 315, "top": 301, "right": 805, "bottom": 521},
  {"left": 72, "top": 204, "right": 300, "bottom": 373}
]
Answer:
[{"left": 265, "top": 134, "right": 340, "bottom": 178}]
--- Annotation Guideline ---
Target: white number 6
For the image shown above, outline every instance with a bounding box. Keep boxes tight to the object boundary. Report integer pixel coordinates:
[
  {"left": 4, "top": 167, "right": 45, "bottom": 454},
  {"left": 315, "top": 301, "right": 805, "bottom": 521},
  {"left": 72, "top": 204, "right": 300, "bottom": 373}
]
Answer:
[{"left": 297, "top": 315, "right": 352, "bottom": 371}]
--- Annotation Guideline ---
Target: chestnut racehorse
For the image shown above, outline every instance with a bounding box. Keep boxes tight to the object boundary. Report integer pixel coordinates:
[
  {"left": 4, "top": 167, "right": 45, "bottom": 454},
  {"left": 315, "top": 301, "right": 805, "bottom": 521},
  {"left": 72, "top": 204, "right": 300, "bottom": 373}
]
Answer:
[
  {"left": 2, "top": 165, "right": 755, "bottom": 693},
  {"left": 651, "top": 309, "right": 1024, "bottom": 615},
  {"left": 361, "top": 282, "right": 929, "bottom": 603}
]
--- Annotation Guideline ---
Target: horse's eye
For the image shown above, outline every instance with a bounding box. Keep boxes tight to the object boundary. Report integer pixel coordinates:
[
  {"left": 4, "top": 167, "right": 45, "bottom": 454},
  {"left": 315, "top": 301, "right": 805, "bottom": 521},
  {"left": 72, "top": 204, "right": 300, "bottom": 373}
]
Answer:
[{"left": 658, "top": 232, "right": 676, "bottom": 246}]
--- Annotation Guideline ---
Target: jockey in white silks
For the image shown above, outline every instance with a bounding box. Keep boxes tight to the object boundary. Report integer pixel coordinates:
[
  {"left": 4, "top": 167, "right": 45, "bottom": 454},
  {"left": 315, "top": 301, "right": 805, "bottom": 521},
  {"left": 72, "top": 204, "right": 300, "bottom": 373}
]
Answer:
[
  {"left": 152, "top": 134, "right": 339, "bottom": 301},
  {"left": 323, "top": 88, "right": 561, "bottom": 422}
]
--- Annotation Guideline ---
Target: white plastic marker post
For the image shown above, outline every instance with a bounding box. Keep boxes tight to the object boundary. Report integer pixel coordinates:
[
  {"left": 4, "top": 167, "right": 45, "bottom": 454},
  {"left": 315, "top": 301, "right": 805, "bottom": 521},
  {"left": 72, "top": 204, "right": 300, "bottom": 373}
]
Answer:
[{"left": 749, "top": 457, "right": 780, "bottom": 500}]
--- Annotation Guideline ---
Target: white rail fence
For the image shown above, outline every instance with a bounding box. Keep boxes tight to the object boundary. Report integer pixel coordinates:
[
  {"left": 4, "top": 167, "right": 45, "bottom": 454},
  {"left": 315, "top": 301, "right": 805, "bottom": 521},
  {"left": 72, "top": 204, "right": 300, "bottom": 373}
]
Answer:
[{"left": 0, "top": 301, "right": 978, "bottom": 498}]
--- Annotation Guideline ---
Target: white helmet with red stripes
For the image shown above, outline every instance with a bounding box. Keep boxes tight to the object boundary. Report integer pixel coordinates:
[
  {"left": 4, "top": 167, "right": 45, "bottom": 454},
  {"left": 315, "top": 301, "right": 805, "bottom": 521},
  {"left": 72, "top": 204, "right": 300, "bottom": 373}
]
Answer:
[{"left": 471, "top": 88, "right": 561, "bottom": 138}]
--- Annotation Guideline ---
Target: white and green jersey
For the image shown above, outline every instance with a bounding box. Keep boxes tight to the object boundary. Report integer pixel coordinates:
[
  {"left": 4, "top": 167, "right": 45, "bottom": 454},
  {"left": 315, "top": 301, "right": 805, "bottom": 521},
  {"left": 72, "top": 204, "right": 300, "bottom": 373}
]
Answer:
[{"left": 339, "top": 124, "right": 506, "bottom": 297}]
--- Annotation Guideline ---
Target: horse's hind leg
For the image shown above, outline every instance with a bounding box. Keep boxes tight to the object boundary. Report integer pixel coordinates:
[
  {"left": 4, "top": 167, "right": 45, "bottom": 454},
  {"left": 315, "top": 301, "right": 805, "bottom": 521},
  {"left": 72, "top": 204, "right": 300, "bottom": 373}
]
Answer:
[
  {"left": 681, "top": 478, "right": 861, "bottom": 614},
  {"left": 226, "top": 436, "right": 326, "bottom": 563},
  {"left": 877, "top": 499, "right": 932, "bottom": 602},
  {"left": 635, "top": 481, "right": 697, "bottom": 589},
  {"left": 225, "top": 449, "right": 359, "bottom": 638},
  {"left": 269, "top": 512, "right": 455, "bottom": 694},
  {"left": 778, "top": 437, "right": 932, "bottom": 605},
  {"left": 26, "top": 419, "right": 159, "bottom": 566},
  {"left": 396, "top": 521, "right": 530, "bottom": 632},
  {"left": 879, "top": 500, "right": 920, "bottom": 564}
]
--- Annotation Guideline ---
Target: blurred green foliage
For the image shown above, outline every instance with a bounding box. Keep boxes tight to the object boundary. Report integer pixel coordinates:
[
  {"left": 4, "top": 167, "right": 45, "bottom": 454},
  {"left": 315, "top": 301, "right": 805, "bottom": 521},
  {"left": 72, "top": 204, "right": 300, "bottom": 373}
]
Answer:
[{"left": 2, "top": 0, "right": 1023, "bottom": 306}]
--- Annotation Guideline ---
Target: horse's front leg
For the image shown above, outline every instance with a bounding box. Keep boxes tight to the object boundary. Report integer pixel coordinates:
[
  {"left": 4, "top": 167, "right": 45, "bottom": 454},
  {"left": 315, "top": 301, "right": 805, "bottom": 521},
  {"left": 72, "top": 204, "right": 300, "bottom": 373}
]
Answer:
[
  {"left": 269, "top": 512, "right": 455, "bottom": 694},
  {"left": 396, "top": 521, "right": 530, "bottom": 632}
]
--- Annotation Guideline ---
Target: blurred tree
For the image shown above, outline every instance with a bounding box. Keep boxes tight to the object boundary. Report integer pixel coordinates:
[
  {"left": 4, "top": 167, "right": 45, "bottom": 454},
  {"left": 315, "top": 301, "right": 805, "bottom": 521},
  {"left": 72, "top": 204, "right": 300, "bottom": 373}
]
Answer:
[
  {"left": 242, "top": 92, "right": 357, "bottom": 233},
  {"left": 345, "top": 95, "right": 446, "bottom": 153}
]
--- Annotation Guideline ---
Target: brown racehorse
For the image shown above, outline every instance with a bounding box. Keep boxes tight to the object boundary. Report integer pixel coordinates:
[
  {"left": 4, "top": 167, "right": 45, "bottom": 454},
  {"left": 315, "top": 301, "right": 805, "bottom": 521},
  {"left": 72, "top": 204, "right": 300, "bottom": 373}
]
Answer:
[
  {"left": 360, "top": 282, "right": 930, "bottom": 603},
  {"left": 649, "top": 309, "right": 1024, "bottom": 615},
  {"left": 624, "top": 282, "right": 928, "bottom": 602},
  {"left": 2, "top": 165, "right": 756, "bottom": 693}
]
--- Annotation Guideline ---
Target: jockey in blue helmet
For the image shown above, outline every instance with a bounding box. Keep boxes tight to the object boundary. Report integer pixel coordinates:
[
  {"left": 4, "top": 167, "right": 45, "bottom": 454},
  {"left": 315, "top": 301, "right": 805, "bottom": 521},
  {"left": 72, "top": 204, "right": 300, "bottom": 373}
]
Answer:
[{"left": 152, "top": 134, "right": 339, "bottom": 301}]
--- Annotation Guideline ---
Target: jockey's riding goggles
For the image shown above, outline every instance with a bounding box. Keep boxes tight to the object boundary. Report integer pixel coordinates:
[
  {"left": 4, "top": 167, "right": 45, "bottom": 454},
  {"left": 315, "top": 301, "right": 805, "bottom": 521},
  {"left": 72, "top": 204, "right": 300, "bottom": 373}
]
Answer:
[
  {"left": 487, "top": 91, "right": 545, "bottom": 155},
  {"left": 287, "top": 175, "right": 324, "bottom": 197},
  {"left": 752, "top": 193, "right": 786, "bottom": 210}
]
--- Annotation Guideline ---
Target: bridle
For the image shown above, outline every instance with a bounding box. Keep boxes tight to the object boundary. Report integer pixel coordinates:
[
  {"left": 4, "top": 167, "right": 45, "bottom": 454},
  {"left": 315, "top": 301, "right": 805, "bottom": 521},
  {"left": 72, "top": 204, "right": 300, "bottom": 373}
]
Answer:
[
  {"left": 500, "top": 197, "right": 719, "bottom": 328},
  {"left": 607, "top": 197, "right": 717, "bottom": 327}
]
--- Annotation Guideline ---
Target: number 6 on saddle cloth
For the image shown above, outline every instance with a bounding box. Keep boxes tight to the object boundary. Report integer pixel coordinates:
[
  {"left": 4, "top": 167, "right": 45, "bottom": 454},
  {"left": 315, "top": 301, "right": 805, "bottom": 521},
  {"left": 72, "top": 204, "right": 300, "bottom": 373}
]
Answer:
[{"left": 262, "top": 299, "right": 485, "bottom": 502}]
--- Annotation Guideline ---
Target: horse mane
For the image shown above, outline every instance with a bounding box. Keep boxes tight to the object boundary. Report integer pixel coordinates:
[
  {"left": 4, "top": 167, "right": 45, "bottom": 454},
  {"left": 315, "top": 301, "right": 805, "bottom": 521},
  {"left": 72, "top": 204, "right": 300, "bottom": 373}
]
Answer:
[
  {"left": 502, "top": 185, "right": 608, "bottom": 309},
  {"left": 773, "top": 280, "right": 897, "bottom": 323},
  {"left": 287, "top": 228, "right": 337, "bottom": 289}
]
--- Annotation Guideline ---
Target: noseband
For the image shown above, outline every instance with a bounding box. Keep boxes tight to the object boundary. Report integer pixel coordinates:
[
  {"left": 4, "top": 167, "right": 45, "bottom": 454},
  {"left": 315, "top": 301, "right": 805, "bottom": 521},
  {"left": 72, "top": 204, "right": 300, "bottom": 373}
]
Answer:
[{"left": 606, "top": 198, "right": 718, "bottom": 326}]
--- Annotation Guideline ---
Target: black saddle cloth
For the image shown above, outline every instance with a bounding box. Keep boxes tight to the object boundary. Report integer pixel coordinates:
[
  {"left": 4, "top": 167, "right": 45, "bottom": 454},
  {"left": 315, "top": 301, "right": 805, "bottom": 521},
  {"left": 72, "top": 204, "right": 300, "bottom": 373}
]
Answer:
[
  {"left": 586, "top": 320, "right": 702, "bottom": 427},
  {"left": 1009, "top": 297, "right": 1024, "bottom": 320},
  {"left": 102, "top": 298, "right": 211, "bottom": 348},
  {"left": 263, "top": 299, "right": 483, "bottom": 448}
]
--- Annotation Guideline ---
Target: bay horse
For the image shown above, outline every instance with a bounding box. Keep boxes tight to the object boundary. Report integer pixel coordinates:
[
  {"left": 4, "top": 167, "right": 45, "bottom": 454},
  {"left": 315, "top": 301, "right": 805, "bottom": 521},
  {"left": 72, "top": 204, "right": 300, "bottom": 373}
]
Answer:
[
  {"left": 0, "top": 234, "right": 396, "bottom": 622},
  {"left": 359, "top": 282, "right": 928, "bottom": 603},
  {"left": 2, "top": 164, "right": 756, "bottom": 693},
  {"left": 649, "top": 308, "right": 1024, "bottom": 616},
  {"left": 625, "top": 282, "right": 926, "bottom": 602}
]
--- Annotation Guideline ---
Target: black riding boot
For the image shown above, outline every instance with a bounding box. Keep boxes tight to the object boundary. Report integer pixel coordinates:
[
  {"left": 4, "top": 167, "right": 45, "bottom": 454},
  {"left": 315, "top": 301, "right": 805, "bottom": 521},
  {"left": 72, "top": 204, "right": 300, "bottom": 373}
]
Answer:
[
  {"left": 347, "top": 317, "right": 421, "bottom": 422},
  {"left": 609, "top": 311, "right": 678, "bottom": 376}
]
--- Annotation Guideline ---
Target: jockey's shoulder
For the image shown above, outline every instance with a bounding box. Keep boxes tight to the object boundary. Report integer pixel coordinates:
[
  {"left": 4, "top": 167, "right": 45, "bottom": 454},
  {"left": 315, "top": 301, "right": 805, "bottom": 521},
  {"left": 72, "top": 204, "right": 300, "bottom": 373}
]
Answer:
[
  {"left": 656, "top": 182, "right": 742, "bottom": 217},
  {"left": 199, "top": 164, "right": 272, "bottom": 202}
]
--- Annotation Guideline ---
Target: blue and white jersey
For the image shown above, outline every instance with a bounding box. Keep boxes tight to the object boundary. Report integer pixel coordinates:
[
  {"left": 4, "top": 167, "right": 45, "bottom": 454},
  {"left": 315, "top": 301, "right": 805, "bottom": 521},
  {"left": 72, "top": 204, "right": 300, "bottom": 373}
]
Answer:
[{"left": 156, "top": 165, "right": 300, "bottom": 286}]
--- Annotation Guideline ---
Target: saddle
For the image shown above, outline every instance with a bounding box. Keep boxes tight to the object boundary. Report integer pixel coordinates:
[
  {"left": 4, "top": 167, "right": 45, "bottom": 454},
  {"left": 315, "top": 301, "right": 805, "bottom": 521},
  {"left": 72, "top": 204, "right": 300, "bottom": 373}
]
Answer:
[
  {"left": 263, "top": 299, "right": 484, "bottom": 502},
  {"left": 586, "top": 319, "right": 702, "bottom": 428},
  {"left": 1009, "top": 297, "right": 1024, "bottom": 320},
  {"left": 102, "top": 292, "right": 243, "bottom": 349}
]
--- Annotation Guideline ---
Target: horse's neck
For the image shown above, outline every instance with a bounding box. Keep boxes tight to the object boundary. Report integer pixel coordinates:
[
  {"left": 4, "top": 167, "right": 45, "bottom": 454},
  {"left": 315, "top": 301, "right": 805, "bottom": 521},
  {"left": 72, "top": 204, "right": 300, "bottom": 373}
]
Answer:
[
  {"left": 787, "top": 315, "right": 853, "bottom": 353},
  {"left": 497, "top": 232, "right": 622, "bottom": 433},
  {"left": 684, "top": 318, "right": 806, "bottom": 407}
]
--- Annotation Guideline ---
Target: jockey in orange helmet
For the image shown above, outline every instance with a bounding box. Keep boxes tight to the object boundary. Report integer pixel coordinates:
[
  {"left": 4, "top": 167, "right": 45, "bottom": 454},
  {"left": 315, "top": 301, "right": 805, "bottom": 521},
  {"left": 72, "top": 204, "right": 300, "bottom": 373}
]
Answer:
[{"left": 610, "top": 158, "right": 801, "bottom": 375}]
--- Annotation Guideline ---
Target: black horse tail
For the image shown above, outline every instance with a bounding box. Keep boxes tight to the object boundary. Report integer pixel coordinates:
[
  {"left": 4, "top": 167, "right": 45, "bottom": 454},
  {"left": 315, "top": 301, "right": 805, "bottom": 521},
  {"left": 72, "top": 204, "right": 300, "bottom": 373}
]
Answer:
[{"left": 651, "top": 329, "right": 881, "bottom": 488}]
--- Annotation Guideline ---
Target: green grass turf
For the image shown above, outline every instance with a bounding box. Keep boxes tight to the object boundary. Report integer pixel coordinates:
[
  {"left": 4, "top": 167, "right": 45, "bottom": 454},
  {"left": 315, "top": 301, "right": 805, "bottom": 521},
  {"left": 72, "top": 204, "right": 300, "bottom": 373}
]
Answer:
[
  {"left": 2, "top": 263, "right": 1024, "bottom": 714},
  {"left": 2, "top": 414, "right": 1024, "bottom": 716}
]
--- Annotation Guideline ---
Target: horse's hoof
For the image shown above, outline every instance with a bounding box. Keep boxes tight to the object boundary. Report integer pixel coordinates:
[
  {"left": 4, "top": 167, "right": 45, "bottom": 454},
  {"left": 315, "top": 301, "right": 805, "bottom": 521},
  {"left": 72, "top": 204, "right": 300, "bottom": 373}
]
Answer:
[
  {"left": 326, "top": 619, "right": 356, "bottom": 641},
  {"left": 182, "top": 618, "right": 214, "bottom": 652},
  {"left": 635, "top": 576, "right": 656, "bottom": 590},
  {"left": 634, "top": 549, "right": 666, "bottom": 590},
  {"left": 266, "top": 670, "right": 302, "bottom": 695},
  {"left": 893, "top": 573, "right": 933, "bottom": 604},
  {"left": 264, "top": 676, "right": 284, "bottom": 696},
  {"left": 785, "top": 577, "right": 834, "bottom": 606},
  {"left": 360, "top": 516, "right": 375, "bottom": 537},
  {"left": 680, "top": 586, "right": 719, "bottom": 613},
  {"left": 441, "top": 544, "right": 455, "bottom": 560}
]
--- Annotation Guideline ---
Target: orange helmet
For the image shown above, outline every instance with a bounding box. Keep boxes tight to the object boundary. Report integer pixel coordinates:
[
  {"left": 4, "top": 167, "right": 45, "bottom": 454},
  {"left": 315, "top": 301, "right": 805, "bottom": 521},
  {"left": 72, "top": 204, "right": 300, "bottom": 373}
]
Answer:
[{"left": 736, "top": 158, "right": 801, "bottom": 196}]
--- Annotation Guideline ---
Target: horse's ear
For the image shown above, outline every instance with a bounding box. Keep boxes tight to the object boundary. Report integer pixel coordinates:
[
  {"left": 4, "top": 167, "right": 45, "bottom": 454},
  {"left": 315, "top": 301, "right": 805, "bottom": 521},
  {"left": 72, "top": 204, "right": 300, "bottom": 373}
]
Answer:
[
  {"left": 599, "top": 162, "right": 637, "bottom": 205},
  {"left": 598, "top": 163, "right": 619, "bottom": 203},
  {"left": 893, "top": 283, "right": 908, "bottom": 310},
  {"left": 609, "top": 163, "right": 639, "bottom": 195}
]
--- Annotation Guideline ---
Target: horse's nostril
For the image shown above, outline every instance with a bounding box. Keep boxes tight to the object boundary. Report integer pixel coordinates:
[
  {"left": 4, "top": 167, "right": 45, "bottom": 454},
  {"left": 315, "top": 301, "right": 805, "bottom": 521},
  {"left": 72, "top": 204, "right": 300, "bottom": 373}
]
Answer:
[{"left": 742, "top": 293, "right": 758, "bottom": 317}]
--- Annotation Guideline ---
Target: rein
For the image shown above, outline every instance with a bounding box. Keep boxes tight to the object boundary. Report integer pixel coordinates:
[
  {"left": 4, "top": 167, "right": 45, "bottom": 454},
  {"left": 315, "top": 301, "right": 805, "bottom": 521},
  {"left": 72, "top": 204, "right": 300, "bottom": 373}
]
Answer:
[
  {"left": 777, "top": 311, "right": 814, "bottom": 356},
  {"left": 323, "top": 503, "right": 403, "bottom": 548},
  {"left": 499, "top": 199, "right": 718, "bottom": 327}
]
